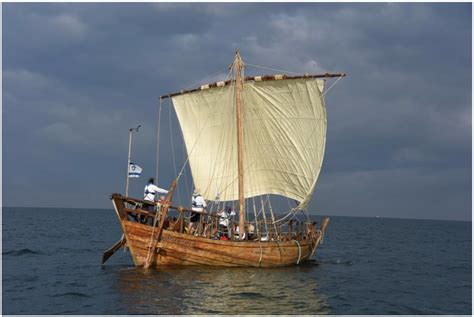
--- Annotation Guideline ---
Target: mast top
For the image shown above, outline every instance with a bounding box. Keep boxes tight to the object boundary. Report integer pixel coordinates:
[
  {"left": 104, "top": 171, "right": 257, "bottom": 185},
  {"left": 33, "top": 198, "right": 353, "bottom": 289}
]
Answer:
[{"left": 227, "top": 49, "right": 243, "bottom": 71}]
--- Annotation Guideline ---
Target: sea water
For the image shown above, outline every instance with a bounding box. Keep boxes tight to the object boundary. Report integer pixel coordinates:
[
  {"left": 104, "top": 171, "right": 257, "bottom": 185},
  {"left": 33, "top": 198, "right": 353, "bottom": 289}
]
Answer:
[{"left": 2, "top": 207, "right": 471, "bottom": 314}]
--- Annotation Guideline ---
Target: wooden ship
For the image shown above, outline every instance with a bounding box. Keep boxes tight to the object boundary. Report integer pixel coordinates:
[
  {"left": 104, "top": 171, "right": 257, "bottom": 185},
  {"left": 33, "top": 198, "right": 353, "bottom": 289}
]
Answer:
[{"left": 103, "top": 51, "right": 345, "bottom": 268}]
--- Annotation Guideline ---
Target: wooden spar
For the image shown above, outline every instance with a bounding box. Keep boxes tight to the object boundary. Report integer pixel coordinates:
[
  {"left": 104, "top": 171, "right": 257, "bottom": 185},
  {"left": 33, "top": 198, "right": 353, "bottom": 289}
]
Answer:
[
  {"left": 160, "top": 73, "right": 347, "bottom": 100},
  {"left": 234, "top": 50, "right": 246, "bottom": 240},
  {"left": 143, "top": 180, "right": 177, "bottom": 269},
  {"left": 101, "top": 234, "right": 126, "bottom": 264}
]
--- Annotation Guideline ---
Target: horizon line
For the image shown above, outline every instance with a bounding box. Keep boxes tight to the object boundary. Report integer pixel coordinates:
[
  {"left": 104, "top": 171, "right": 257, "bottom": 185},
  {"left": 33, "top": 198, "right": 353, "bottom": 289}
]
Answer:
[{"left": 1, "top": 205, "right": 471, "bottom": 223}]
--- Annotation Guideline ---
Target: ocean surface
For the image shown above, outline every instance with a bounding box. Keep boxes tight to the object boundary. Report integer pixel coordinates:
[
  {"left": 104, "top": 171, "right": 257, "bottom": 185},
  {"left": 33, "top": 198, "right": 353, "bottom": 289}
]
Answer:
[{"left": 2, "top": 207, "right": 471, "bottom": 314}]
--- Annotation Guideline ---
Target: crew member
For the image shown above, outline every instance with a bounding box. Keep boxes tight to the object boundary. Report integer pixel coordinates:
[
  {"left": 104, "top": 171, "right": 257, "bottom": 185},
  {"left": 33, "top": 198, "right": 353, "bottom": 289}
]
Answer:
[
  {"left": 143, "top": 178, "right": 169, "bottom": 224},
  {"left": 189, "top": 189, "right": 206, "bottom": 234}
]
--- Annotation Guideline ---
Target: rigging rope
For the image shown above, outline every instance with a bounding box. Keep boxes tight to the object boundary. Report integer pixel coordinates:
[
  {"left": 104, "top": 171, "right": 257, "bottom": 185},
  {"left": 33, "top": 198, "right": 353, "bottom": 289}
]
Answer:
[
  {"left": 145, "top": 205, "right": 160, "bottom": 265},
  {"left": 245, "top": 63, "right": 302, "bottom": 75},
  {"left": 260, "top": 196, "right": 269, "bottom": 238},
  {"left": 174, "top": 65, "right": 235, "bottom": 195},
  {"left": 292, "top": 239, "right": 302, "bottom": 265},
  {"left": 175, "top": 118, "right": 209, "bottom": 182},
  {"left": 198, "top": 67, "right": 235, "bottom": 198},
  {"left": 267, "top": 194, "right": 278, "bottom": 238},
  {"left": 155, "top": 100, "right": 163, "bottom": 181},
  {"left": 182, "top": 67, "right": 229, "bottom": 92},
  {"left": 169, "top": 104, "right": 181, "bottom": 204},
  {"left": 252, "top": 196, "right": 259, "bottom": 236},
  {"left": 178, "top": 107, "right": 191, "bottom": 204},
  {"left": 322, "top": 75, "right": 344, "bottom": 97}
]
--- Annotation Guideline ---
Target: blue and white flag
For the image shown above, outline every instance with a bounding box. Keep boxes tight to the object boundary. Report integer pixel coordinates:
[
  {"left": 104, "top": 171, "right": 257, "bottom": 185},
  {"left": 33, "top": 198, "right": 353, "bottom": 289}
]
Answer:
[{"left": 128, "top": 162, "right": 142, "bottom": 178}]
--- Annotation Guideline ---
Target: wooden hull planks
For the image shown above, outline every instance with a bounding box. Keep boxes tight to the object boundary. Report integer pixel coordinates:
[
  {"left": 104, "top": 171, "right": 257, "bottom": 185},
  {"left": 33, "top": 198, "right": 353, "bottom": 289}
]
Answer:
[{"left": 110, "top": 193, "right": 327, "bottom": 268}]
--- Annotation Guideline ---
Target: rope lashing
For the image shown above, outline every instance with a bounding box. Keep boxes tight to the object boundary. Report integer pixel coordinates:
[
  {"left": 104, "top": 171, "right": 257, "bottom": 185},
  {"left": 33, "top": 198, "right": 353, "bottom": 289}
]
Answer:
[{"left": 292, "top": 239, "right": 302, "bottom": 265}]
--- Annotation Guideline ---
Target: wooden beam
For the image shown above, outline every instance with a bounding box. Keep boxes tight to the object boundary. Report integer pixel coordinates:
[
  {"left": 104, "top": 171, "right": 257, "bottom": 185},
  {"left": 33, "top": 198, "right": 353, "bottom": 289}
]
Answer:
[
  {"left": 143, "top": 180, "right": 176, "bottom": 269},
  {"left": 159, "top": 72, "right": 346, "bottom": 100},
  {"left": 235, "top": 50, "right": 246, "bottom": 240},
  {"left": 115, "top": 193, "right": 220, "bottom": 219}
]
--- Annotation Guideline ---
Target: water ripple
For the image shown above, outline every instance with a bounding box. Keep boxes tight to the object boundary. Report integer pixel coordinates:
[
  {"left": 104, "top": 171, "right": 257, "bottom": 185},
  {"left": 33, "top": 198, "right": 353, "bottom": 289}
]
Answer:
[
  {"left": 3, "top": 248, "right": 45, "bottom": 256},
  {"left": 3, "top": 208, "right": 471, "bottom": 314},
  {"left": 233, "top": 291, "right": 266, "bottom": 298},
  {"left": 50, "top": 292, "right": 92, "bottom": 298}
]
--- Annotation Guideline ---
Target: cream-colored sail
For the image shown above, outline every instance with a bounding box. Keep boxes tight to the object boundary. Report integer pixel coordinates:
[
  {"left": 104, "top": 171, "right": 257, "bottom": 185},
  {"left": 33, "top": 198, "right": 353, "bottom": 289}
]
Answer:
[{"left": 172, "top": 78, "right": 326, "bottom": 208}]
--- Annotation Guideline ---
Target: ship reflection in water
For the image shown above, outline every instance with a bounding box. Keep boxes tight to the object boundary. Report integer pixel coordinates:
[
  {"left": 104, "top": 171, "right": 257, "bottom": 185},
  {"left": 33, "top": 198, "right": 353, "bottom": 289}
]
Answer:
[{"left": 112, "top": 262, "right": 331, "bottom": 314}]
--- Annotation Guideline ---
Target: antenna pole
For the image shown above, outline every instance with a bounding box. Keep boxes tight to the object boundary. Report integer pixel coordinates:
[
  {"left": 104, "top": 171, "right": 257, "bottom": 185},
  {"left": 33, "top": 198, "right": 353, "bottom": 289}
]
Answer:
[
  {"left": 234, "top": 50, "right": 246, "bottom": 240},
  {"left": 125, "top": 125, "right": 141, "bottom": 197}
]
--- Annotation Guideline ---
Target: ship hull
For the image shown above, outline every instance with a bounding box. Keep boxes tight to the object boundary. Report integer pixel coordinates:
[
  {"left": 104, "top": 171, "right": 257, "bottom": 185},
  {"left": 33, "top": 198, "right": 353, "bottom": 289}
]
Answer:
[{"left": 111, "top": 194, "right": 328, "bottom": 268}]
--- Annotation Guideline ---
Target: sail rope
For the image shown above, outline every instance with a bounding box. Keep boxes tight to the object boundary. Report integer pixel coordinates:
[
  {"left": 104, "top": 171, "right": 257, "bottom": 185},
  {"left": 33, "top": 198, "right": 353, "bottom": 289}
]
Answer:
[
  {"left": 174, "top": 117, "right": 210, "bottom": 182},
  {"left": 322, "top": 75, "right": 344, "bottom": 97},
  {"left": 292, "top": 239, "right": 302, "bottom": 264},
  {"left": 260, "top": 196, "right": 269, "bottom": 238},
  {"left": 200, "top": 74, "right": 235, "bottom": 199},
  {"left": 155, "top": 99, "right": 163, "bottom": 181},
  {"left": 168, "top": 104, "right": 181, "bottom": 204},
  {"left": 267, "top": 194, "right": 278, "bottom": 237},
  {"left": 179, "top": 111, "right": 191, "bottom": 206},
  {"left": 245, "top": 63, "right": 302, "bottom": 75},
  {"left": 271, "top": 210, "right": 295, "bottom": 225},
  {"left": 245, "top": 65, "right": 305, "bottom": 236},
  {"left": 179, "top": 65, "right": 235, "bottom": 203},
  {"left": 172, "top": 65, "right": 235, "bottom": 186},
  {"left": 181, "top": 67, "right": 229, "bottom": 92},
  {"left": 258, "top": 241, "right": 263, "bottom": 266},
  {"left": 247, "top": 139, "right": 261, "bottom": 237},
  {"left": 164, "top": 66, "right": 237, "bottom": 235},
  {"left": 252, "top": 197, "right": 259, "bottom": 236}
]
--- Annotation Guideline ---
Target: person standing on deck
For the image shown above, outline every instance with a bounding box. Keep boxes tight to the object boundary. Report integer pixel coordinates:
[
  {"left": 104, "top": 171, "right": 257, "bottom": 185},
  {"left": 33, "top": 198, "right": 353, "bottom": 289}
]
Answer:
[
  {"left": 189, "top": 189, "right": 206, "bottom": 235},
  {"left": 218, "top": 206, "right": 235, "bottom": 238},
  {"left": 143, "top": 178, "right": 169, "bottom": 223}
]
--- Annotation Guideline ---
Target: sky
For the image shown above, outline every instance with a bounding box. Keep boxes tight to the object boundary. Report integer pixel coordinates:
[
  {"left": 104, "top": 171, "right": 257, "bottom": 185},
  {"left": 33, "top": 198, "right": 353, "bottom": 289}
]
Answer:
[{"left": 2, "top": 3, "right": 471, "bottom": 221}]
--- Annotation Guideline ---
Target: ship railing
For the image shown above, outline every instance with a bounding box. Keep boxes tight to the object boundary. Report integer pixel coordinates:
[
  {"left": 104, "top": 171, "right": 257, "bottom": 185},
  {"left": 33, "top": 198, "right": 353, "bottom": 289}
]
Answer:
[
  {"left": 118, "top": 195, "right": 220, "bottom": 233},
  {"left": 247, "top": 219, "right": 318, "bottom": 242},
  {"left": 218, "top": 219, "right": 318, "bottom": 242},
  {"left": 117, "top": 195, "right": 318, "bottom": 242}
]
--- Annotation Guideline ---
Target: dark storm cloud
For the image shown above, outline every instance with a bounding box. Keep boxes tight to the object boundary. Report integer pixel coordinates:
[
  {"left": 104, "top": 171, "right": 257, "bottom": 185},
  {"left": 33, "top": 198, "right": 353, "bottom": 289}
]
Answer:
[{"left": 3, "top": 3, "right": 471, "bottom": 221}]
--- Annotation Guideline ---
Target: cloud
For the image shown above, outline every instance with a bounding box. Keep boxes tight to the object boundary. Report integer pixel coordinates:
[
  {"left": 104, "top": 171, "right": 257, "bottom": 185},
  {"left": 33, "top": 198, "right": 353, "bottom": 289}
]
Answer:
[
  {"left": 172, "top": 33, "right": 200, "bottom": 49},
  {"left": 314, "top": 167, "right": 471, "bottom": 221},
  {"left": 50, "top": 13, "right": 86, "bottom": 37},
  {"left": 2, "top": 3, "right": 471, "bottom": 221}
]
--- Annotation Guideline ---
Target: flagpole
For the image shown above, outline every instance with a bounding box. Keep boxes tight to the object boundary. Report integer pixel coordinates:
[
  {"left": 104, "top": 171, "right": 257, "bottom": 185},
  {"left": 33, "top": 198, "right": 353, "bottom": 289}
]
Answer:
[{"left": 125, "top": 125, "right": 141, "bottom": 197}]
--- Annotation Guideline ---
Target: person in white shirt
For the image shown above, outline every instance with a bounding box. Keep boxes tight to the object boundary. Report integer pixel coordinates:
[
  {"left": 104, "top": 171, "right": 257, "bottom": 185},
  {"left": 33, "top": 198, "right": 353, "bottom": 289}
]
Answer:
[
  {"left": 189, "top": 189, "right": 206, "bottom": 234},
  {"left": 143, "top": 178, "right": 169, "bottom": 224},
  {"left": 144, "top": 178, "right": 169, "bottom": 202},
  {"left": 217, "top": 206, "right": 236, "bottom": 238}
]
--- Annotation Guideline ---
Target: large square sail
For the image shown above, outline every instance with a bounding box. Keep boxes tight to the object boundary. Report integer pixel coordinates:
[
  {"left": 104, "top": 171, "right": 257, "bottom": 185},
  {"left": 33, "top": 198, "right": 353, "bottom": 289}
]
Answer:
[{"left": 172, "top": 78, "right": 326, "bottom": 208}]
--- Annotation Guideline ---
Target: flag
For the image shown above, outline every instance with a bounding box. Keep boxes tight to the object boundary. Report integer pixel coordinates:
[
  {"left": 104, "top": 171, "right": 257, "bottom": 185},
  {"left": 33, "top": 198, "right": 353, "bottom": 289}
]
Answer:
[{"left": 128, "top": 162, "right": 142, "bottom": 178}]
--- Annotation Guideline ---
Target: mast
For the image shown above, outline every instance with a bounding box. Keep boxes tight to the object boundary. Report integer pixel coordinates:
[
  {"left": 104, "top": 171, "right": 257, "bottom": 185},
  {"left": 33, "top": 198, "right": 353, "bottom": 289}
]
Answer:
[
  {"left": 125, "top": 128, "right": 133, "bottom": 197},
  {"left": 125, "top": 125, "right": 141, "bottom": 197},
  {"left": 234, "top": 50, "right": 246, "bottom": 240}
]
